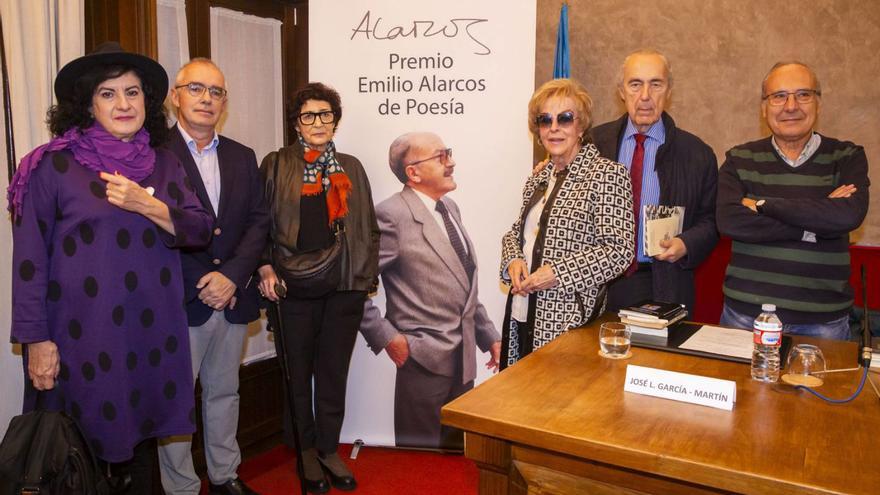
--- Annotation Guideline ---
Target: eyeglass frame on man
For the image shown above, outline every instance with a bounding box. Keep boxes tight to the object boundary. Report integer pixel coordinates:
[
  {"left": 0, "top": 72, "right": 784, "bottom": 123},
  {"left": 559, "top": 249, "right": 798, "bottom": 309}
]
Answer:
[
  {"left": 297, "top": 111, "right": 336, "bottom": 126},
  {"left": 407, "top": 148, "right": 453, "bottom": 167},
  {"left": 174, "top": 82, "right": 228, "bottom": 101},
  {"left": 762, "top": 88, "right": 821, "bottom": 106},
  {"left": 535, "top": 111, "right": 578, "bottom": 129}
]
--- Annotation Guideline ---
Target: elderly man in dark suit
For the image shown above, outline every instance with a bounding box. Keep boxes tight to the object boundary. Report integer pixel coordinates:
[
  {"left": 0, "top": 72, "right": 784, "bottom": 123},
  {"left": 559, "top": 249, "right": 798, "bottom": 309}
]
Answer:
[
  {"left": 591, "top": 49, "right": 718, "bottom": 313},
  {"left": 360, "top": 132, "right": 501, "bottom": 450},
  {"left": 157, "top": 58, "right": 268, "bottom": 495}
]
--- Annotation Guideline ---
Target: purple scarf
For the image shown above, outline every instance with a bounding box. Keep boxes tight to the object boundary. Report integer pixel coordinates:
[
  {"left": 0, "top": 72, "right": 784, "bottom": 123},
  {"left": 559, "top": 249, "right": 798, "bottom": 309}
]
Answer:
[{"left": 7, "top": 124, "right": 156, "bottom": 219}]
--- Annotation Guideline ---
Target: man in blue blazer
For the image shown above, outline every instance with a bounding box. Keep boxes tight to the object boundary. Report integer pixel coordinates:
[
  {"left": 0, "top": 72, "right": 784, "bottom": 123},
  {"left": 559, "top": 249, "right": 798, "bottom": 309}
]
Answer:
[{"left": 158, "top": 58, "right": 269, "bottom": 495}]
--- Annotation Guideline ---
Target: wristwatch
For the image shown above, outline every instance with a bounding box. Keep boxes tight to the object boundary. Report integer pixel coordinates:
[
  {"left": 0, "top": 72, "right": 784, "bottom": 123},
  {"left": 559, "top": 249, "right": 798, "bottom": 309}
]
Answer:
[{"left": 755, "top": 199, "right": 766, "bottom": 214}]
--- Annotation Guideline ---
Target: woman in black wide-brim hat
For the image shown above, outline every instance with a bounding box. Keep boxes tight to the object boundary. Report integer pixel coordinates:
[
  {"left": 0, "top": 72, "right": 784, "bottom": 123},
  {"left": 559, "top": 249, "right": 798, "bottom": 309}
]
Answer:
[{"left": 8, "top": 42, "right": 212, "bottom": 492}]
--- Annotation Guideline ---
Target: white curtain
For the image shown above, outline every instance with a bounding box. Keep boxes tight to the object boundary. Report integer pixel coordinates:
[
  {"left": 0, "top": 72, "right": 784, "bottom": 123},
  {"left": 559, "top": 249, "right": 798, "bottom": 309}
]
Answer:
[
  {"left": 156, "top": 0, "right": 190, "bottom": 109},
  {"left": 210, "top": 7, "right": 284, "bottom": 364},
  {"left": 209, "top": 7, "right": 283, "bottom": 164},
  {"left": 0, "top": 0, "right": 84, "bottom": 439}
]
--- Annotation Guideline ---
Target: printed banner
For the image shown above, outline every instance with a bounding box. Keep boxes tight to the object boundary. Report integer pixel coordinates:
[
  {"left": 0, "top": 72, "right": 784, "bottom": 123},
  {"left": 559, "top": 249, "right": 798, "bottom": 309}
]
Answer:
[{"left": 310, "top": 0, "right": 536, "bottom": 447}]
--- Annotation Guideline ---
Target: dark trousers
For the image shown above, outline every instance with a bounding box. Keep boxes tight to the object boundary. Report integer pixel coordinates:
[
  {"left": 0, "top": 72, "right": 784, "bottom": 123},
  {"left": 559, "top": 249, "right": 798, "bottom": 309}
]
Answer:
[
  {"left": 276, "top": 290, "right": 366, "bottom": 455},
  {"left": 606, "top": 267, "right": 654, "bottom": 312},
  {"left": 394, "top": 348, "right": 473, "bottom": 450},
  {"left": 98, "top": 438, "right": 157, "bottom": 495}
]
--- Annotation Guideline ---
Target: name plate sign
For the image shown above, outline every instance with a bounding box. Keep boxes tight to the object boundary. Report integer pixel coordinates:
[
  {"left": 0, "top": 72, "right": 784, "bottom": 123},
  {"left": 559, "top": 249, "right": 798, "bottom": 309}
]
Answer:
[{"left": 624, "top": 365, "right": 737, "bottom": 411}]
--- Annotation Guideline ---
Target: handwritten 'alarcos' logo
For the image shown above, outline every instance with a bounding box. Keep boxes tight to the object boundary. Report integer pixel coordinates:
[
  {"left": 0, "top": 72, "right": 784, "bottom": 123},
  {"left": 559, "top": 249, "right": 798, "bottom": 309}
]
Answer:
[{"left": 350, "top": 11, "right": 491, "bottom": 55}]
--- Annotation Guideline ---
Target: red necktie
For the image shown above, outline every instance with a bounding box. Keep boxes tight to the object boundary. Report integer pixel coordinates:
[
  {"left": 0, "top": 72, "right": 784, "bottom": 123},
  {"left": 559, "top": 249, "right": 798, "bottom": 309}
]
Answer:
[{"left": 625, "top": 134, "right": 646, "bottom": 276}]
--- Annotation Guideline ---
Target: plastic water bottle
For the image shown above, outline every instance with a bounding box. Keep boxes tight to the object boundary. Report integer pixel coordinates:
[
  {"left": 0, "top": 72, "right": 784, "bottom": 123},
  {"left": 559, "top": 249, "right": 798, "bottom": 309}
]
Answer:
[{"left": 751, "top": 304, "right": 783, "bottom": 382}]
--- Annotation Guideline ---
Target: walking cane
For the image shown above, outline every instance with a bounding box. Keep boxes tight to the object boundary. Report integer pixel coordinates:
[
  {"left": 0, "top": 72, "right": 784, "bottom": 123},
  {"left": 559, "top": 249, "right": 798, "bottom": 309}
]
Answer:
[{"left": 272, "top": 282, "right": 308, "bottom": 495}]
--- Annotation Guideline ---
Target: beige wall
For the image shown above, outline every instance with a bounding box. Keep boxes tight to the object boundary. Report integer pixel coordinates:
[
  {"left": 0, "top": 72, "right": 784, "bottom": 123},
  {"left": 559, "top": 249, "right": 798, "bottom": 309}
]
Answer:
[{"left": 536, "top": 0, "right": 879, "bottom": 245}]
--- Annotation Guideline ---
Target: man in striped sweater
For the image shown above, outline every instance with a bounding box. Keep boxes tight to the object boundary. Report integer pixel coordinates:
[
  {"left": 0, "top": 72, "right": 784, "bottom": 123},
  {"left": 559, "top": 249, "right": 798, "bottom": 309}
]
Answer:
[{"left": 716, "top": 62, "right": 870, "bottom": 339}]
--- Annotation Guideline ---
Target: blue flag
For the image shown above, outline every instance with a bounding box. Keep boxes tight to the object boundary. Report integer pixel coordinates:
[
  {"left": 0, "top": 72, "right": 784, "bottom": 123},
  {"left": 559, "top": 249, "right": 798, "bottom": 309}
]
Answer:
[{"left": 553, "top": 3, "right": 570, "bottom": 79}]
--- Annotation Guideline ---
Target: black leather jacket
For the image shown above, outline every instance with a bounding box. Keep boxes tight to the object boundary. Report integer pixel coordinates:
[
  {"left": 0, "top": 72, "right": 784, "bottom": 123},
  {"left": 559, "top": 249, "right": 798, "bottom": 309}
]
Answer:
[{"left": 259, "top": 142, "right": 380, "bottom": 292}]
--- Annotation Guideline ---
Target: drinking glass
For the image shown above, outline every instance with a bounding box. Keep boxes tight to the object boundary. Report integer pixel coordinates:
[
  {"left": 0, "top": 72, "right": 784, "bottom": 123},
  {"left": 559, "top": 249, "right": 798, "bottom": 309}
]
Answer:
[
  {"left": 781, "top": 344, "right": 827, "bottom": 387},
  {"left": 599, "top": 322, "right": 632, "bottom": 359}
]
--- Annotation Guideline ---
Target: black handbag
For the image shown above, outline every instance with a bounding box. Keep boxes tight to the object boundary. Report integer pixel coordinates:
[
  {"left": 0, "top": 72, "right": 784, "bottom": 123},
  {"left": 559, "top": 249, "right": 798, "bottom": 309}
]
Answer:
[
  {"left": 272, "top": 221, "right": 345, "bottom": 298},
  {"left": 268, "top": 152, "right": 345, "bottom": 298},
  {"left": 0, "top": 405, "right": 109, "bottom": 495}
]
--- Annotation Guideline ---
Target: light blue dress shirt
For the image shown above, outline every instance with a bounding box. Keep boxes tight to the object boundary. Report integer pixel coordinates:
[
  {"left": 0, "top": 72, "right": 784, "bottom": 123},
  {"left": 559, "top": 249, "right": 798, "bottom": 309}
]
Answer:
[
  {"left": 617, "top": 119, "right": 666, "bottom": 263},
  {"left": 177, "top": 122, "right": 220, "bottom": 215}
]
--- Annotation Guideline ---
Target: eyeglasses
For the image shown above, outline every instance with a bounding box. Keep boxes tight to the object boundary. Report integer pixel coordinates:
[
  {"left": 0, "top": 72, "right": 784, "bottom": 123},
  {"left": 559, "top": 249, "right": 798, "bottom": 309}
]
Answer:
[
  {"left": 535, "top": 111, "right": 578, "bottom": 129},
  {"left": 175, "top": 82, "right": 228, "bottom": 100},
  {"left": 407, "top": 148, "right": 453, "bottom": 167},
  {"left": 762, "top": 89, "right": 821, "bottom": 106},
  {"left": 298, "top": 111, "right": 336, "bottom": 126}
]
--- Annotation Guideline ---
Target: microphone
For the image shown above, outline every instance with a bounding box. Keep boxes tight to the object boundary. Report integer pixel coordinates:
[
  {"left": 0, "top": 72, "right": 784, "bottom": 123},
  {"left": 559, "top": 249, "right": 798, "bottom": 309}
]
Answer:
[{"left": 858, "top": 265, "right": 872, "bottom": 368}]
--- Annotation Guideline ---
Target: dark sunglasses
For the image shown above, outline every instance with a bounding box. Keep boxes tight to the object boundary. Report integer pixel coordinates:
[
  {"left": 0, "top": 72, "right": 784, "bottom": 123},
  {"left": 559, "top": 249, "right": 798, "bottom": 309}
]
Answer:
[{"left": 535, "top": 111, "right": 578, "bottom": 128}]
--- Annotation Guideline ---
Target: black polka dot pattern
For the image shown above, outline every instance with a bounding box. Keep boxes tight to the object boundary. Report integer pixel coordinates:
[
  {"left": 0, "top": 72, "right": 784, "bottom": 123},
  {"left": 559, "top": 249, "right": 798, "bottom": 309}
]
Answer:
[
  {"left": 47, "top": 281, "right": 62, "bottom": 301},
  {"left": 63, "top": 236, "right": 77, "bottom": 257},
  {"left": 101, "top": 402, "right": 116, "bottom": 421},
  {"left": 52, "top": 154, "right": 69, "bottom": 173},
  {"left": 142, "top": 228, "right": 156, "bottom": 248},
  {"left": 79, "top": 223, "right": 95, "bottom": 244},
  {"left": 98, "top": 352, "right": 112, "bottom": 372},
  {"left": 38, "top": 220, "right": 48, "bottom": 236},
  {"left": 126, "top": 352, "right": 137, "bottom": 370},
  {"left": 58, "top": 362, "right": 70, "bottom": 382},
  {"left": 83, "top": 277, "right": 98, "bottom": 298},
  {"left": 167, "top": 182, "right": 182, "bottom": 204},
  {"left": 165, "top": 335, "right": 178, "bottom": 354},
  {"left": 116, "top": 229, "right": 131, "bottom": 249},
  {"left": 18, "top": 260, "right": 35, "bottom": 281},
  {"left": 170, "top": 208, "right": 183, "bottom": 221},
  {"left": 112, "top": 306, "right": 125, "bottom": 326},
  {"left": 160, "top": 267, "right": 172, "bottom": 286},
  {"left": 81, "top": 362, "right": 95, "bottom": 381},
  {"left": 148, "top": 349, "right": 161, "bottom": 367},
  {"left": 163, "top": 381, "right": 176, "bottom": 400},
  {"left": 124, "top": 271, "right": 138, "bottom": 292},
  {"left": 140, "top": 419, "right": 155, "bottom": 437},
  {"left": 68, "top": 319, "right": 82, "bottom": 340},
  {"left": 140, "top": 309, "right": 155, "bottom": 328},
  {"left": 55, "top": 205, "right": 63, "bottom": 220},
  {"left": 183, "top": 176, "right": 194, "bottom": 192},
  {"left": 89, "top": 181, "right": 105, "bottom": 199}
]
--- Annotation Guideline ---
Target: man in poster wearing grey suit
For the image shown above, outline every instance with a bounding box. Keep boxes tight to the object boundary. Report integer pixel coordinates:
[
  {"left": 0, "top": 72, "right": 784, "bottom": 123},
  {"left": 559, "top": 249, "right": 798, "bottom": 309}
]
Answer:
[{"left": 360, "top": 132, "right": 501, "bottom": 450}]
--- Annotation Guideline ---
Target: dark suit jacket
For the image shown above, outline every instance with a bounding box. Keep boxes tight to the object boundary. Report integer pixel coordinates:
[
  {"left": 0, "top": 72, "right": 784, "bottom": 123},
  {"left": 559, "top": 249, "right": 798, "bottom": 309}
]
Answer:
[
  {"left": 163, "top": 127, "right": 270, "bottom": 326},
  {"left": 591, "top": 112, "right": 718, "bottom": 312}
]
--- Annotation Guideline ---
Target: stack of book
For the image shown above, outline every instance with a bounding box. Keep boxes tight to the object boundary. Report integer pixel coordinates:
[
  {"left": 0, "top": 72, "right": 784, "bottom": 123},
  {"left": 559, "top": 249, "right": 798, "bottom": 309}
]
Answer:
[{"left": 618, "top": 300, "right": 687, "bottom": 339}]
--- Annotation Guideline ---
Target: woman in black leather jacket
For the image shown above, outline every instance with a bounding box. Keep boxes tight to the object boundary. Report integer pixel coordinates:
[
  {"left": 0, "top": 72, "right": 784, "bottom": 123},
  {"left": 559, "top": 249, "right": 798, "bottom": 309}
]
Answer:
[{"left": 258, "top": 82, "right": 379, "bottom": 494}]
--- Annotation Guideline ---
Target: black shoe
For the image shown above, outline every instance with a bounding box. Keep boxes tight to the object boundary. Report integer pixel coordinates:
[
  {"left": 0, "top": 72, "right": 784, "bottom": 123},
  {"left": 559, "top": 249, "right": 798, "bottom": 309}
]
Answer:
[
  {"left": 208, "top": 478, "right": 260, "bottom": 495},
  {"left": 303, "top": 476, "right": 330, "bottom": 494},
  {"left": 318, "top": 453, "right": 357, "bottom": 491},
  {"left": 301, "top": 448, "right": 331, "bottom": 494}
]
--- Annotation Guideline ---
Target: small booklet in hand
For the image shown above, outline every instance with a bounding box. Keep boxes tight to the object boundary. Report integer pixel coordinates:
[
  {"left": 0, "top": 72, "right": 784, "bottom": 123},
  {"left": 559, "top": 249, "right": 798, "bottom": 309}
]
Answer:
[{"left": 644, "top": 205, "right": 684, "bottom": 257}]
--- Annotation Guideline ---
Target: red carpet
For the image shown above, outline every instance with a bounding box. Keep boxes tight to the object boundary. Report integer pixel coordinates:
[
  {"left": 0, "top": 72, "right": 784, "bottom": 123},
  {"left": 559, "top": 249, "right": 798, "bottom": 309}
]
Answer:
[{"left": 233, "top": 443, "right": 479, "bottom": 494}]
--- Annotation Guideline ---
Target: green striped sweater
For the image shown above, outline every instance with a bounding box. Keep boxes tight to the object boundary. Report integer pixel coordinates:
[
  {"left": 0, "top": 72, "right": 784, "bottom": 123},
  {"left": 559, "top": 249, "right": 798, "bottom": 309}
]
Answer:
[{"left": 716, "top": 135, "right": 869, "bottom": 324}]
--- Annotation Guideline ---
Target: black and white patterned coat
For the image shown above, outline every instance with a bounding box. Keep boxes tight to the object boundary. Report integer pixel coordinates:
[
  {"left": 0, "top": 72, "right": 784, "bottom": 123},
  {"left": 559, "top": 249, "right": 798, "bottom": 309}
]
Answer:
[{"left": 500, "top": 143, "right": 634, "bottom": 366}]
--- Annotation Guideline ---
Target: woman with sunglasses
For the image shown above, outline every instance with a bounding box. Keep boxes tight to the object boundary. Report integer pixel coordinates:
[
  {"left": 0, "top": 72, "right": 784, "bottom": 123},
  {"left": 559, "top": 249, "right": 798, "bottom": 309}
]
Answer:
[
  {"left": 258, "top": 82, "right": 379, "bottom": 493},
  {"left": 499, "top": 78, "right": 635, "bottom": 369}
]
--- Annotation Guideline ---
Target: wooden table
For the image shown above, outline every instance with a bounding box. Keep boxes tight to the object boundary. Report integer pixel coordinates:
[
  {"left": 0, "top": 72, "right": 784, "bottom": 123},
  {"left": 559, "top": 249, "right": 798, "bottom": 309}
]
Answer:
[{"left": 442, "top": 317, "right": 880, "bottom": 494}]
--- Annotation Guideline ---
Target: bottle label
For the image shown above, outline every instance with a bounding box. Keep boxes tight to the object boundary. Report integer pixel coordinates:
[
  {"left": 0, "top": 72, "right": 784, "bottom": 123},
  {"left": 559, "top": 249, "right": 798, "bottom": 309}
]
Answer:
[{"left": 753, "top": 328, "right": 782, "bottom": 346}]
